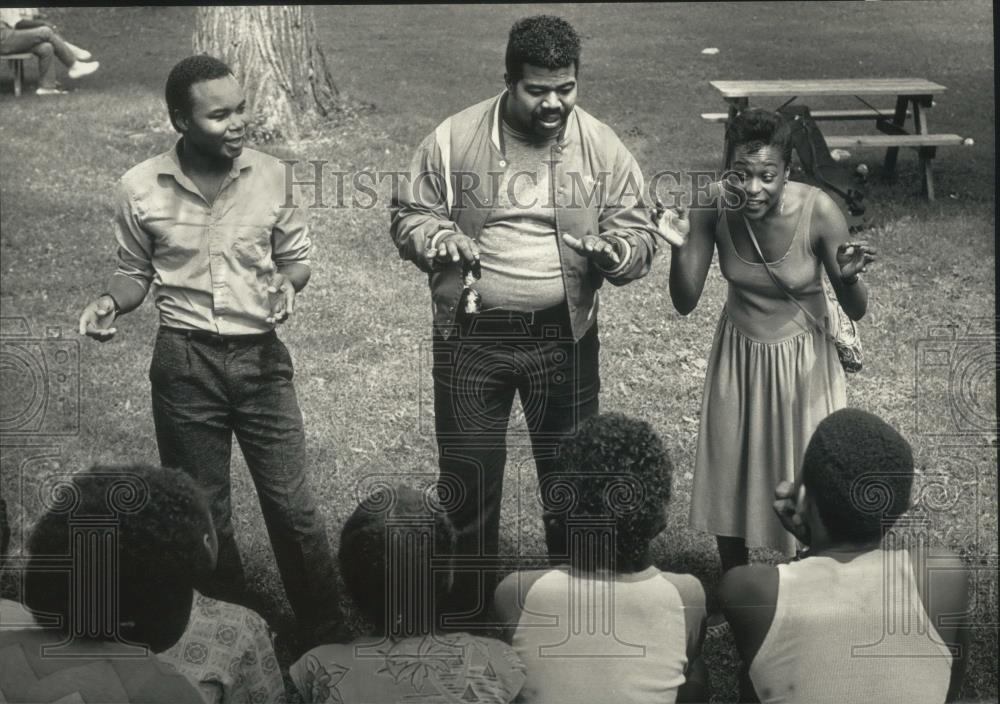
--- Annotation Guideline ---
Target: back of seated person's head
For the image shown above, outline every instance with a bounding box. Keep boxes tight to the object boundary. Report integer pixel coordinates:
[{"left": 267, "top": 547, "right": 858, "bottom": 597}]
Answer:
[
  {"left": 24, "top": 464, "right": 214, "bottom": 652},
  {"left": 551, "top": 412, "right": 673, "bottom": 571},
  {"left": 801, "top": 408, "right": 913, "bottom": 544},
  {"left": 339, "top": 484, "right": 456, "bottom": 638}
]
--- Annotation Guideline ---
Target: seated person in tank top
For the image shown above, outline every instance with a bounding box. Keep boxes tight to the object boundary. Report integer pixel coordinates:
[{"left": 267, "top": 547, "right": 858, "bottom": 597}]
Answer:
[
  {"left": 494, "top": 413, "right": 708, "bottom": 704},
  {"left": 719, "top": 408, "right": 971, "bottom": 704},
  {"left": 291, "top": 484, "right": 526, "bottom": 704}
]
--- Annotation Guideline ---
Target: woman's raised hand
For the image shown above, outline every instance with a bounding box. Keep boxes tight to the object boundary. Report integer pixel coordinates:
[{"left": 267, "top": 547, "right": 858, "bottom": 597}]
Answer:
[
  {"left": 836, "top": 241, "right": 877, "bottom": 282},
  {"left": 652, "top": 199, "right": 690, "bottom": 247}
]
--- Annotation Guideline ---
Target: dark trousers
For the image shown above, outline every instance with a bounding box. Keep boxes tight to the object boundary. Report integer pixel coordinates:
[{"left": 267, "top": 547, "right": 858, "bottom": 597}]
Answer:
[
  {"left": 432, "top": 304, "right": 600, "bottom": 626},
  {"left": 149, "top": 327, "right": 340, "bottom": 634}
]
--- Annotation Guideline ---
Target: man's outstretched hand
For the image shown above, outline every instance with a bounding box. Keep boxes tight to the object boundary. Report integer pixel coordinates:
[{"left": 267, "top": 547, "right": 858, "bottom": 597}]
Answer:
[
  {"left": 425, "top": 230, "right": 480, "bottom": 268},
  {"left": 562, "top": 233, "right": 621, "bottom": 269},
  {"left": 266, "top": 273, "right": 296, "bottom": 325},
  {"left": 78, "top": 295, "right": 118, "bottom": 341}
]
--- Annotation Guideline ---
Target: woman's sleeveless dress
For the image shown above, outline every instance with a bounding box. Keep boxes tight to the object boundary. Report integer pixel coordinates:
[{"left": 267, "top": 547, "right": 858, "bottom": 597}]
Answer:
[{"left": 689, "top": 187, "right": 847, "bottom": 554}]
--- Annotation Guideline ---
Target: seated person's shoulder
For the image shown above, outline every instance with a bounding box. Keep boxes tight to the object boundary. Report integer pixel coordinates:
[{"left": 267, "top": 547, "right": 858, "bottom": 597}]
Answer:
[
  {"left": 658, "top": 571, "right": 706, "bottom": 609},
  {"left": 495, "top": 568, "right": 555, "bottom": 604},
  {"left": 494, "top": 568, "right": 560, "bottom": 631},
  {"left": 719, "top": 564, "right": 779, "bottom": 608},
  {"left": 290, "top": 641, "right": 356, "bottom": 700},
  {"left": 125, "top": 656, "right": 206, "bottom": 703},
  {"left": 192, "top": 591, "right": 269, "bottom": 628},
  {"left": 911, "top": 545, "right": 970, "bottom": 616}
]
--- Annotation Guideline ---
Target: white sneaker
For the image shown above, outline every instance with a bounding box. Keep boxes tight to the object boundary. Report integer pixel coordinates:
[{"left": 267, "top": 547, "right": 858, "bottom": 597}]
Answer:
[
  {"left": 36, "top": 87, "right": 69, "bottom": 95},
  {"left": 65, "top": 41, "right": 92, "bottom": 61},
  {"left": 67, "top": 60, "right": 99, "bottom": 79}
]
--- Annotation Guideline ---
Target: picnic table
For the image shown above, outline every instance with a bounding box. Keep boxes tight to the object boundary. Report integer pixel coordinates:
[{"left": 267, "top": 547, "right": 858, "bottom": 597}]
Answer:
[{"left": 703, "top": 79, "right": 971, "bottom": 200}]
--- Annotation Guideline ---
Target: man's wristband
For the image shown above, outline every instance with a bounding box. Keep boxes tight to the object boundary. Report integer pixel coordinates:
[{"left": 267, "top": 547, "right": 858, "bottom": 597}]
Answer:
[
  {"left": 841, "top": 273, "right": 860, "bottom": 286},
  {"left": 101, "top": 293, "right": 121, "bottom": 315}
]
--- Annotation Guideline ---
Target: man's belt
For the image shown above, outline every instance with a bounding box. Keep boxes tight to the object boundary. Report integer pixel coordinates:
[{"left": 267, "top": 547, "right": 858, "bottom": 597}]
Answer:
[
  {"left": 160, "top": 326, "right": 275, "bottom": 346},
  {"left": 458, "top": 302, "right": 567, "bottom": 327}
]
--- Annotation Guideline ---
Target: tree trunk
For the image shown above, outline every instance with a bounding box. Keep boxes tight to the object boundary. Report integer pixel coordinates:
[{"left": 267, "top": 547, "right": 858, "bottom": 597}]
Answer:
[{"left": 193, "top": 6, "right": 339, "bottom": 141}]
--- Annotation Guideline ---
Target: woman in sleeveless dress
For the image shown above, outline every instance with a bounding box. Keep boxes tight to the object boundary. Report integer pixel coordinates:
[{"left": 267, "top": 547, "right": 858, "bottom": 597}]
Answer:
[{"left": 657, "top": 108, "right": 877, "bottom": 571}]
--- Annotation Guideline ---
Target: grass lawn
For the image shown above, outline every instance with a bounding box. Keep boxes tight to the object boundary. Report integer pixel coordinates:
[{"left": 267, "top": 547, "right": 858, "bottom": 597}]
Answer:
[{"left": 1, "top": 4, "right": 995, "bottom": 702}]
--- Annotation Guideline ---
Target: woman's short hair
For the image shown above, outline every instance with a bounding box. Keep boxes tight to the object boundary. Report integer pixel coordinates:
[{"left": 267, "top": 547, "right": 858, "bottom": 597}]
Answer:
[
  {"left": 548, "top": 413, "right": 673, "bottom": 569},
  {"left": 339, "top": 484, "right": 456, "bottom": 636},
  {"left": 801, "top": 408, "right": 914, "bottom": 543},
  {"left": 725, "top": 107, "right": 794, "bottom": 166},
  {"left": 24, "top": 464, "right": 212, "bottom": 653}
]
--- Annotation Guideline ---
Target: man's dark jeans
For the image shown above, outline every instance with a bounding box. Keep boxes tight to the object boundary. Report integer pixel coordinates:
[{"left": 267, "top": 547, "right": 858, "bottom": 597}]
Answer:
[
  {"left": 149, "top": 327, "right": 340, "bottom": 636},
  {"left": 432, "top": 304, "right": 600, "bottom": 628}
]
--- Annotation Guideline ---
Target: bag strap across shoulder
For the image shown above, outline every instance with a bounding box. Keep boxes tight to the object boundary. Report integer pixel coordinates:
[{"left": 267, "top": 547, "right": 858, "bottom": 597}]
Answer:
[{"left": 743, "top": 215, "right": 831, "bottom": 339}]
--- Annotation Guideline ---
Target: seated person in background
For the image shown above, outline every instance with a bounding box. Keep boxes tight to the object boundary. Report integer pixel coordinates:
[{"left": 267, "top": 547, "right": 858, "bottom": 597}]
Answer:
[
  {"left": 0, "top": 6, "right": 98, "bottom": 95},
  {"left": 0, "top": 494, "right": 32, "bottom": 627},
  {"left": 0, "top": 464, "right": 204, "bottom": 703},
  {"left": 158, "top": 590, "right": 285, "bottom": 704},
  {"left": 0, "top": 470, "right": 284, "bottom": 704},
  {"left": 1, "top": 8, "right": 92, "bottom": 58},
  {"left": 720, "top": 408, "right": 970, "bottom": 703},
  {"left": 291, "top": 484, "right": 526, "bottom": 704},
  {"left": 156, "top": 514, "right": 284, "bottom": 703},
  {"left": 494, "top": 412, "right": 709, "bottom": 704},
  {"left": 1, "top": 494, "right": 59, "bottom": 630}
]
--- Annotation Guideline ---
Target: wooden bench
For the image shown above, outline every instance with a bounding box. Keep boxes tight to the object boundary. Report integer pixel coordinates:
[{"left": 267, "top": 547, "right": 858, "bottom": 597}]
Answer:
[
  {"left": 824, "top": 133, "right": 965, "bottom": 149},
  {"left": 0, "top": 53, "right": 32, "bottom": 97},
  {"left": 701, "top": 107, "right": 912, "bottom": 123},
  {"left": 706, "top": 79, "right": 972, "bottom": 200}
]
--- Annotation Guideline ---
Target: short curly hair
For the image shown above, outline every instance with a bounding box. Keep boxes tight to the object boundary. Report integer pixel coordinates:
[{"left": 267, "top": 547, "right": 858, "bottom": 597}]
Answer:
[
  {"left": 547, "top": 413, "right": 673, "bottom": 570},
  {"left": 801, "top": 409, "right": 914, "bottom": 543},
  {"left": 505, "top": 15, "right": 581, "bottom": 84},
  {"left": 165, "top": 54, "right": 233, "bottom": 132},
  {"left": 24, "top": 464, "right": 213, "bottom": 652},
  {"left": 725, "top": 107, "right": 794, "bottom": 167},
  {"left": 339, "top": 484, "right": 456, "bottom": 636}
]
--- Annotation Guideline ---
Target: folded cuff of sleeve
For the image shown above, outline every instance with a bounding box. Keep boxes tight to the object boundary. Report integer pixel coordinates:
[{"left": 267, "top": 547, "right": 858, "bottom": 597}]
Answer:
[
  {"left": 428, "top": 227, "right": 458, "bottom": 252},
  {"left": 596, "top": 235, "right": 632, "bottom": 276}
]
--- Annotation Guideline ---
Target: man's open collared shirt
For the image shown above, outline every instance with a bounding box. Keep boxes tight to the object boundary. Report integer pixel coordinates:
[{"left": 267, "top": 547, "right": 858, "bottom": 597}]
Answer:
[{"left": 110, "top": 142, "right": 309, "bottom": 335}]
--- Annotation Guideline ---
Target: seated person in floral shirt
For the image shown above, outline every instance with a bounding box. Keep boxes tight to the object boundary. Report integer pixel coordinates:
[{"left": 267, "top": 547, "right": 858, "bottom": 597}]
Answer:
[
  {"left": 158, "top": 592, "right": 285, "bottom": 703},
  {"left": 291, "top": 484, "right": 527, "bottom": 704}
]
